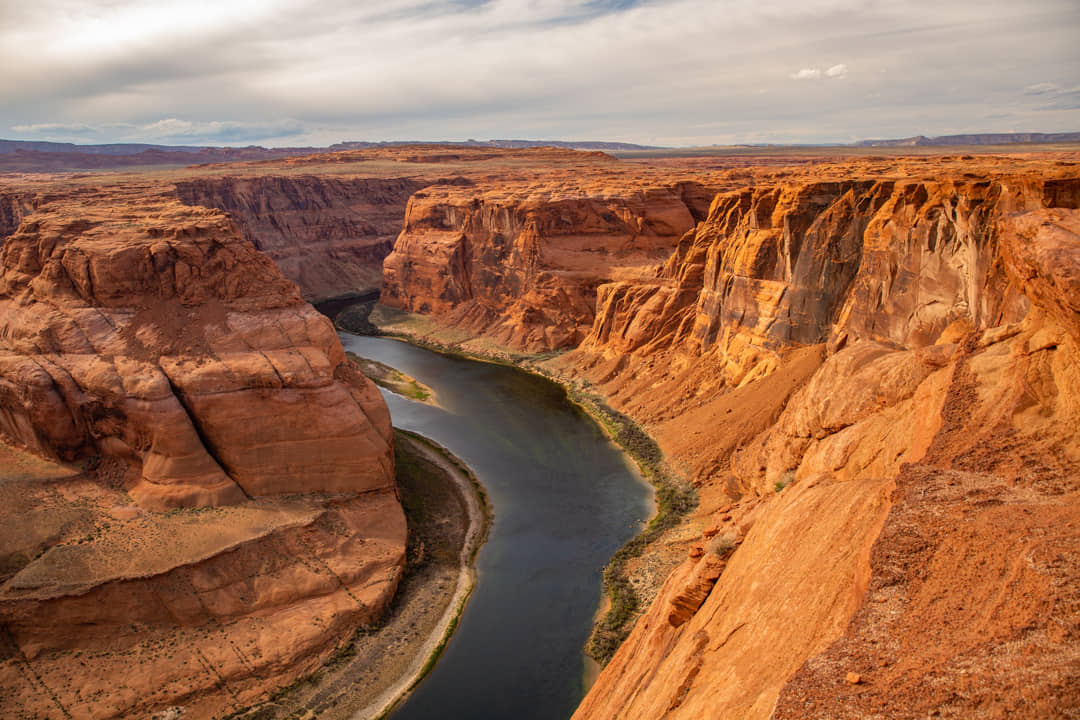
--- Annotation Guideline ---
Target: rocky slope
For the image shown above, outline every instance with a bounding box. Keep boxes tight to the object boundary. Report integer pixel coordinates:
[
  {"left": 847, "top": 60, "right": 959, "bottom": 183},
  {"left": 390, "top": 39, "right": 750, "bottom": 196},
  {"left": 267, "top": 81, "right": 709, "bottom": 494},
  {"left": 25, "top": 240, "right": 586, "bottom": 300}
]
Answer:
[
  {"left": 175, "top": 175, "right": 424, "bottom": 302},
  {"left": 0, "top": 187, "right": 405, "bottom": 718},
  {"left": 374, "top": 152, "right": 1080, "bottom": 718},
  {"left": 566, "top": 163, "right": 1080, "bottom": 719}
]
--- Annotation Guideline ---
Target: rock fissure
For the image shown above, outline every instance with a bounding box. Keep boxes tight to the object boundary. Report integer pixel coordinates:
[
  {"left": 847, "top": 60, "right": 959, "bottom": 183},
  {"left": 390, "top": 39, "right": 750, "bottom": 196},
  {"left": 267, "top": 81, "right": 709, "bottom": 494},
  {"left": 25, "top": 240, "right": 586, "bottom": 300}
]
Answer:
[{"left": 160, "top": 368, "right": 250, "bottom": 500}]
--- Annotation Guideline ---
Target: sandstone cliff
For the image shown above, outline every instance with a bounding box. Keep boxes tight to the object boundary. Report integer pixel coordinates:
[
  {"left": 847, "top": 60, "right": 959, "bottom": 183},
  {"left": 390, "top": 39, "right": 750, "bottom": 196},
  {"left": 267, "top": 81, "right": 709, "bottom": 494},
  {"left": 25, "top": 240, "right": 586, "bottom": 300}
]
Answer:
[
  {"left": 568, "top": 163, "right": 1080, "bottom": 719},
  {"left": 380, "top": 181, "right": 714, "bottom": 351},
  {"left": 0, "top": 188, "right": 396, "bottom": 508},
  {"left": 371, "top": 152, "right": 1079, "bottom": 718},
  {"left": 0, "top": 188, "right": 405, "bottom": 718},
  {"left": 0, "top": 190, "right": 39, "bottom": 241},
  {"left": 175, "top": 175, "right": 423, "bottom": 302}
]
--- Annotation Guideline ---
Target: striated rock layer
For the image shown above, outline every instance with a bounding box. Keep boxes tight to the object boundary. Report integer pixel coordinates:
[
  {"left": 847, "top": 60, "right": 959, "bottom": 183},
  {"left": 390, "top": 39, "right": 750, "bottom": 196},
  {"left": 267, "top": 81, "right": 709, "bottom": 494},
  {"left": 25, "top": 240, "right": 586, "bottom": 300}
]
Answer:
[
  {"left": 567, "top": 163, "right": 1080, "bottom": 719},
  {"left": 381, "top": 181, "right": 714, "bottom": 351},
  {"left": 0, "top": 187, "right": 405, "bottom": 719},
  {"left": 175, "top": 175, "right": 424, "bottom": 302},
  {"left": 372, "top": 152, "right": 1080, "bottom": 718},
  {"left": 0, "top": 189, "right": 395, "bottom": 508}
]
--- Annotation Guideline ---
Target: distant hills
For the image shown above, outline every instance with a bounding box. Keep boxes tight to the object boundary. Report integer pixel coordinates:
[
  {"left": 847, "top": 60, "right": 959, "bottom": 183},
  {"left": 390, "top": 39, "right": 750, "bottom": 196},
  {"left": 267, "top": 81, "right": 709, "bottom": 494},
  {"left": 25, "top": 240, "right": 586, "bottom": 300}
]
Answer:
[
  {"left": 328, "top": 139, "right": 664, "bottom": 152},
  {"left": 0, "top": 140, "right": 316, "bottom": 172},
  {"left": 854, "top": 132, "right": 1080, "bottom": 147},
  {"left": 1, "top": 132, "right": 1077, "bottom": 172}
]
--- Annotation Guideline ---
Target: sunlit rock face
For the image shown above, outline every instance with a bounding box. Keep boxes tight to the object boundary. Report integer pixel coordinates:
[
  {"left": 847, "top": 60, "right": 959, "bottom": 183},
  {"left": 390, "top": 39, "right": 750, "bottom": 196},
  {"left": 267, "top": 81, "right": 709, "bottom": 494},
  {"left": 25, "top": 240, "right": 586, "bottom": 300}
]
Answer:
[
  {"left": 0, "top": 187, "right": 405, "bottom": 719},
  {"left": 0, "top": 190, "right": 395, "bottom": 508},
  {"left": 381, "top": 180, "right": 713, "bottom": 351},
  {"left": 567, "top": 162, "right": 1080, "bottom": 720}
]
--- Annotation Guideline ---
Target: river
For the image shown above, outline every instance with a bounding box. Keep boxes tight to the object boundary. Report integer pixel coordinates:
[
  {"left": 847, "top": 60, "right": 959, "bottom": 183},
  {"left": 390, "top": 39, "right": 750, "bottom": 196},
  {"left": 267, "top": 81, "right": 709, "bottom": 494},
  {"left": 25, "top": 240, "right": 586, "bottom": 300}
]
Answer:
[{"left": 338, "top": 334, "right": 652, "bottom": 720}]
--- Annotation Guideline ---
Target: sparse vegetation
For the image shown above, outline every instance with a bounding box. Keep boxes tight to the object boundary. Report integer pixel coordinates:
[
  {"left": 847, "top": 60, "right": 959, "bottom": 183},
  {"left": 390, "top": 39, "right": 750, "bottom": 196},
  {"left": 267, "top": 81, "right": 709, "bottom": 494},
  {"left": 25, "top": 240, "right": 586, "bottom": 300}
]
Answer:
[
  {"left": 569, "top": 386, "right": 697, "bottom": 664},
  {"left": 706, "top": 534, "right": 735, "bottom": 557},
  {"left": 347, "top": 352, "right": 433, "bottom": 402}
]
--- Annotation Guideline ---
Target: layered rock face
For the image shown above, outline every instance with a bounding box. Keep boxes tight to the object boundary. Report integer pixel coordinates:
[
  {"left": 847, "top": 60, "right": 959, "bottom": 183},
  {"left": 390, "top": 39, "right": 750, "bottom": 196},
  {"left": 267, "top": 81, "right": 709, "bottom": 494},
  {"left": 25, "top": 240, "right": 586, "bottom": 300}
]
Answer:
[
  {"left": 0, "top": 190, "right": 38, "bottom": 240},
  {"left": 370, "top": 152, "right": 1080, "bottom": 718},
  {"left": 564, "top": 169, "right": 1079, "bottom": 487},
  {"left": 0, "top": 189, "right": 395, "bottom": 509},
  {"left": 568, "top": 165, "right": 1080, "bottom": 718},
  {"left": 381, "top": 181, "right": 713, "bottom": 351},
  {"left": 175, "top": 175, "right": 423, "bottom": 302},
  {"left": 0, "top": 190, "right": 405, "bottom": 718}
]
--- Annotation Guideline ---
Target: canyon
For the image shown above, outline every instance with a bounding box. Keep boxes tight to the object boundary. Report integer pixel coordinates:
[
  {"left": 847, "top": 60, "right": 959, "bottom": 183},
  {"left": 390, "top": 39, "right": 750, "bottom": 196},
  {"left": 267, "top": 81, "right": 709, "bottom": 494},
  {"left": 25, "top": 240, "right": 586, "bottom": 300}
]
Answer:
[
  {"left": 0, "top": 145, "right": 1078, "bottom": 718},
  {"left": 372, "top": 150, "right": 1080, "bottom": 718},
  {"left": 0, "top": 182, "right": 403, "bottom": 718}
]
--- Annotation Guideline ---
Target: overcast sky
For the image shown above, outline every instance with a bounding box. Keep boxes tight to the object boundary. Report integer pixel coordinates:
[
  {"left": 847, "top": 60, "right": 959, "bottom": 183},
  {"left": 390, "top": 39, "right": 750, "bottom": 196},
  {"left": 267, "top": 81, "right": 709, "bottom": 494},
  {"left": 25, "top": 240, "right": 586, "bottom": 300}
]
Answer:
[{"left": 2, "top": 0, "right": 1078, "bottom": 147}]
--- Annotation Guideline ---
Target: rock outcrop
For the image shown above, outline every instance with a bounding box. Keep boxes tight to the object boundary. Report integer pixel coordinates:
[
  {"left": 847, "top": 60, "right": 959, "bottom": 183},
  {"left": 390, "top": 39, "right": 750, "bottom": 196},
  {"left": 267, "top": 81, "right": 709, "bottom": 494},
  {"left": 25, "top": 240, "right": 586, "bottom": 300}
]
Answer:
[
  {"left": 0, "top": 188, "right": 395, "bottom": 509},
  {"left": 0, "top": 188, "right": 405, "bottom": 718},
  {"left": 175, "top": 175, "right": 423, "bottom": 302},
  {"left": 568, "top": 162, "right": 1080, "bottom": 719},
  {"left": 0, "top": 190, "right": 39, "bottom": 242},
  {"left": 381, "top": 181, "right": 713, "bottom": 351},
  {"left": 372, "top": 151, "right": 1080, "bottom": 718},
  {"left": 3, "top": 147, "right": 1078, "bottom": 719}
]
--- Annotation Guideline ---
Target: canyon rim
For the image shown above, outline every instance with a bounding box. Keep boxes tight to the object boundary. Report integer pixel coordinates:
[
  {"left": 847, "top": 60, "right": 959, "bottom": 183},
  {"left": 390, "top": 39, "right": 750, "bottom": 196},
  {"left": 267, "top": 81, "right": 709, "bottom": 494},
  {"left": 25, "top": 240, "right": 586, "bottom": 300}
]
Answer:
[{"left": 0, "top": 142, "right": 1077, "bottom": 719}]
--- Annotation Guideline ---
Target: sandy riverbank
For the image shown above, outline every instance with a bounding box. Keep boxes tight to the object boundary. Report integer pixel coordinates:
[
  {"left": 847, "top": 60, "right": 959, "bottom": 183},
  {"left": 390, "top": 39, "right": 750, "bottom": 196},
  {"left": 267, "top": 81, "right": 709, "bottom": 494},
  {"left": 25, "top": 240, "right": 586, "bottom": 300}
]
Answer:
[{"left": 232, "top": 430, "right": 489, "bottom": 720}]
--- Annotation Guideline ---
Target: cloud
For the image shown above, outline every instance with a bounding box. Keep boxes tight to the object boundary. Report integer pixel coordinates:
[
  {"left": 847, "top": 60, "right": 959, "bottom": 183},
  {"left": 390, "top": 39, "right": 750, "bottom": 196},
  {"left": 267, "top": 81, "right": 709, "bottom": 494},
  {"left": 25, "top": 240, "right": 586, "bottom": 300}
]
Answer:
[
  {"left": 11, "top": 122, "right": 102, "bottom": 136},
  {"left": 1024, "top": 82, "right": 1060, "bottom": 95},
  {"left": 1021, "top": 82, "right": 1080, "bottom": 112},
  {"left": 1, "top": 0, "right": 1079, "bottom": 146},
  {"left": 792, "top": 64, "right": 847, "bottom": 81},
  {"left": 139, "top": 118, "right": 307, "bottom": 143}
]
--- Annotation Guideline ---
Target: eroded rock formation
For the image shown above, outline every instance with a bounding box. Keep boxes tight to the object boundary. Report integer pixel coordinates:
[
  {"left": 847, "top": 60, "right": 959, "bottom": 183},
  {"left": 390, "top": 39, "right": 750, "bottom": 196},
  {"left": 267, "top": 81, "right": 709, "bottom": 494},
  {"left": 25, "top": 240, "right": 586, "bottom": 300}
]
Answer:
[
  {"left": 0, "top": 188, "right": 404, "bottom": 718},
  {"left": 381, "top": 181, "right": 713, "bottom": 351},
  {"left": 568, "top": 164, "right": 1080, "bottom": 719},
  {"left": 0, "top": 189, "right": 395, "bottom": 509},
  {"left": 372, "top": 152, "right": 1080, "bottom": 718},
  {"left": 175, "top": 175, "right": 423, "bottom": 302},
  {"left": 2, "top": 147, "right": 1078, "bottom": 719}
]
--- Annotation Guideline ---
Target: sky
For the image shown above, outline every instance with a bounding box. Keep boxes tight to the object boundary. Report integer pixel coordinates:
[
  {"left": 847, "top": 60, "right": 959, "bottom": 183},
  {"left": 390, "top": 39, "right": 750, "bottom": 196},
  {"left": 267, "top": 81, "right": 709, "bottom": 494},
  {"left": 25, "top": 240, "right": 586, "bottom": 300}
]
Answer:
[{"left": 1, "top": 0, "right": 1078, "bottom": 147}]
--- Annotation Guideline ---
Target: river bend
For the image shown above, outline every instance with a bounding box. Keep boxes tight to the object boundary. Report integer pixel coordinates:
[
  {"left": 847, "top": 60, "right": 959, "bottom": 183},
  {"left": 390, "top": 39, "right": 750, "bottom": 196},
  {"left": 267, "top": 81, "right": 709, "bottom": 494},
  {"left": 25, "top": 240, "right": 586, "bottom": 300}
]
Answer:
[{"left": 339, "top": 334, "right": 651, "bottom": 720}]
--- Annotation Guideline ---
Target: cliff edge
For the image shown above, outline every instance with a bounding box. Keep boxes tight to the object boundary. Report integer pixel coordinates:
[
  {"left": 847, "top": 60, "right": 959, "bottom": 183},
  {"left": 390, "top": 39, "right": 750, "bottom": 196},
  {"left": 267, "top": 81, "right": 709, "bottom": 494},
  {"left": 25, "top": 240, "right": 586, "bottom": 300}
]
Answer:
[
  {"left": 374, "top": 152, "right": 1080, "bottom": 718},
  {"left": 0, "top": 187, "right": 405, "bottom": 719}
]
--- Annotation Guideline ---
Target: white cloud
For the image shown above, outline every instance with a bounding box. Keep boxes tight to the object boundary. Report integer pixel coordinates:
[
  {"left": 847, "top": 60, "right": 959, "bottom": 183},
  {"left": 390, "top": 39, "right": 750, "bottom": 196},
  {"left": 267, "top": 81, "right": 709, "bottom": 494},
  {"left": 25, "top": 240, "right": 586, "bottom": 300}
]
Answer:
[
  {"left": 793, "top": 64, "right": 847, "bottom": 81},
  {"left": 1, "top": 0, "right": 1079, "bottom": 146},
  {"left": 10, "top": 118, "right": 307, "bottom": 145},
  {"left": 1024, "top": 82, "right": 1060, "bottom": 95},
  {"left": 11, "top": 122, "right": 101, "bottom": 136}
]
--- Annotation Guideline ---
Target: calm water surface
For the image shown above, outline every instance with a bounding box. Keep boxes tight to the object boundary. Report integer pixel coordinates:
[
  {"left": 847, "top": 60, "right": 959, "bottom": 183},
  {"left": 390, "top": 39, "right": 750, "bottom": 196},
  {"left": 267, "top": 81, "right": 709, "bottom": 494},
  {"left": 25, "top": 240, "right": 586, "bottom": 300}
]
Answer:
[{"left": 339, "top": 334, "right": 651, "bottom": 720}]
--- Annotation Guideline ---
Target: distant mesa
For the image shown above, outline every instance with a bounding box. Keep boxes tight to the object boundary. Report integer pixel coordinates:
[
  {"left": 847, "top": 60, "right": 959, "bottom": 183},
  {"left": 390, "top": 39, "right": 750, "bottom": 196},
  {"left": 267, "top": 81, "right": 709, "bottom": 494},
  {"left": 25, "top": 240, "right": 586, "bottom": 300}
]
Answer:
[
  {"left": 328, "top": 139, "right": 666, "bottom": 152},
  {"left": 854, "top": 131, "right": 1080, "bottom": 146},
  {"left": 1, "top": 132, "right": 1078, "bottom": 172}
]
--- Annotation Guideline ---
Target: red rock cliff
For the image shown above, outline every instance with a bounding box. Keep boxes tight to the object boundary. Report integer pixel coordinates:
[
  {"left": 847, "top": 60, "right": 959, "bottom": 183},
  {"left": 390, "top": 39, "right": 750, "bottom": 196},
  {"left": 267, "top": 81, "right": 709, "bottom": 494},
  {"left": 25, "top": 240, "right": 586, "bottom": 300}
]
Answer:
[
  {"left": 371, "top": 151, "right": 1079, "bottom": 718},
  {"left": 0, "top": 188, "right": 395, "bottom": 509},
  {"left": 175, "top": 175, "right": 423, "bottom": 302},
  {"left": 0, "top": 186, "right": 405, "bottom": 718},
  {"left": 568, "top": 161, "right": 1080, "bottom": 719},
  {"left": 0, "top": 190, "right": 39, "bottom": 242},
  {"left": 381, "top": 181, "right": 713, "bottom": 351}
]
